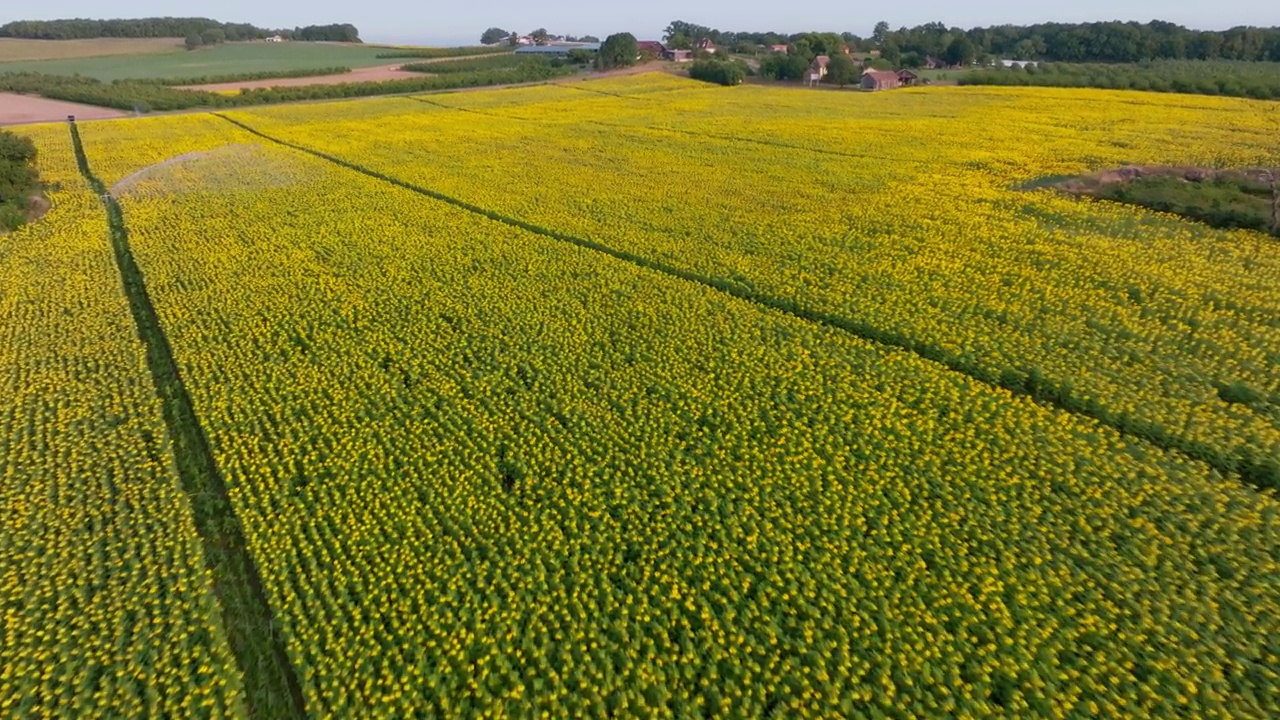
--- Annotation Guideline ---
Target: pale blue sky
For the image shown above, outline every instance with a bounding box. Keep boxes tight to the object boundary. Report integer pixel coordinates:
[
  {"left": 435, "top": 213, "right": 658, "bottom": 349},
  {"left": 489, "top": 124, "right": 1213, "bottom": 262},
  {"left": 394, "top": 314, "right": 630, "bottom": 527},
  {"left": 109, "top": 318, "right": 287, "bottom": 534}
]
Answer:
[{"left": 6, "top": 2, "right": 1272, "bottom": 46}]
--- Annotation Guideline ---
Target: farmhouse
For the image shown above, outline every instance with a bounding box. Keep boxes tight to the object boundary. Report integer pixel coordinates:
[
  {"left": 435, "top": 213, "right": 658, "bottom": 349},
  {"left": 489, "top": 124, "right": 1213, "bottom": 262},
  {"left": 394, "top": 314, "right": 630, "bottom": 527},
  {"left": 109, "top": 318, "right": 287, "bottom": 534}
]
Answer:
[
  {"left": 770, "top": 44, "right": 789, "bottom": 54},
  {"left": 861, "top": 69, "right": 902, "bottom": 91},
  {"left": 697, "top": 38, "right": 718, "bottom": 54},
  {"left": 805, "top": 55, "right": 830, "bottom": 86},
  {"left": 637, "top": 41, "right": 666, "bottom": 58},
  {"left": 664, "top": 49, "right": 693, "bottom": 63},
  {"left": 265, "top": 35, "right": 285, "bottom": 43},
  {"left": 896, "top": 69, "right": 919, "bottom": 86}
]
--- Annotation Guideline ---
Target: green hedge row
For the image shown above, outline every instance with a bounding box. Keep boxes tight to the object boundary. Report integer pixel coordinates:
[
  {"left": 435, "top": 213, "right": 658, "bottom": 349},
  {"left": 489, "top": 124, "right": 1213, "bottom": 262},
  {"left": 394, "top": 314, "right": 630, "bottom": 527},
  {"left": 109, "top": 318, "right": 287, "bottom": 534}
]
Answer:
[
  {"left": 0, "top": 63, "right": 576, "bottom": 113},
  {"left": 959, "top": 60, "right": 1280, "bottom": 101},
  {"left": 374, "top": 46, "right": 499, "bottom": 60},
  {"left": 141, "top": 67, "right": 352, "bottom": 87},
  {"left": 688, "top": 60, "right": 747, "bottom": 86}
]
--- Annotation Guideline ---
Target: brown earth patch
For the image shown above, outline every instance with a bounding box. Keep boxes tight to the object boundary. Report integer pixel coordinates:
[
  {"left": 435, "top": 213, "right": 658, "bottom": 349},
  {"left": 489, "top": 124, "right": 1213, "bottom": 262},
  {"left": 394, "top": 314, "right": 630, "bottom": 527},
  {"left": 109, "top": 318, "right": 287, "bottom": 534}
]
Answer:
[
  {"left": 177, "top": 63, "right": 424, "bottom": 92},
  {"left": 24, "top": 193, "right": 51, "bottom": 223},
  {"left": 175, "top": 53, "right": 514, "bottom": 93},
  {"left": 0, "top": 37, "right": 182, "bottom": 61},
  {"left": 0, "top": 92, "right": 128, "bottom": 125},
  {"left": 1052, "top": 165, "right": 1278, "bottom": 195}
]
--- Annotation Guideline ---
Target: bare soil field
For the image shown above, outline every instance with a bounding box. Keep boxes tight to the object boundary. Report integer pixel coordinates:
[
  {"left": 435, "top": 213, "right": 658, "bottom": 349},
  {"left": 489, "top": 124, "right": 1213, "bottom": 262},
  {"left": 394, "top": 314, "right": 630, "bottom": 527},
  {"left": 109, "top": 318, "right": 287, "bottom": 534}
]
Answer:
[
  {"left": 0, "top": 37, "right": 182, "bottom": 61},
  {"left": 178, "top": 64, "right": 422, "bottom": 92},
  {"left": 0, "top": 93, "right": 127, "bottom": 125}
]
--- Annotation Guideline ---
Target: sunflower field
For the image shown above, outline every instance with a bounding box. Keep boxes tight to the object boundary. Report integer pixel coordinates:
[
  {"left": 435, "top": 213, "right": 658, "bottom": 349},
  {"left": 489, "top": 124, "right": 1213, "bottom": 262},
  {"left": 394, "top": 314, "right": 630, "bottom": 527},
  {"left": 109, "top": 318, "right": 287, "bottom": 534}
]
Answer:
[
  {"left": 5, "top": 76, "right": 1279, "bottom": 718},
  {"left": 0, "top": 126, "right": 244, "bottom": 717},
  {"left": 230, "top": 79, "right": 1280, "bottom": 486}
]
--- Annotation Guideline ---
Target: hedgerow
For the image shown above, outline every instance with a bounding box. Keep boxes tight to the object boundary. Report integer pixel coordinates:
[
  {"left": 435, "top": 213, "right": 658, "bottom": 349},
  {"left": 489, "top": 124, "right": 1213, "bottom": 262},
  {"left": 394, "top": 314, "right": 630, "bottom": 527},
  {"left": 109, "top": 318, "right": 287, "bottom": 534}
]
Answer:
[
  {"left": 0, "top": 62, "right": 575, "bottom": 112},
  {"left": 960, "top": 60, "right": 1280, "bottom": 100}
]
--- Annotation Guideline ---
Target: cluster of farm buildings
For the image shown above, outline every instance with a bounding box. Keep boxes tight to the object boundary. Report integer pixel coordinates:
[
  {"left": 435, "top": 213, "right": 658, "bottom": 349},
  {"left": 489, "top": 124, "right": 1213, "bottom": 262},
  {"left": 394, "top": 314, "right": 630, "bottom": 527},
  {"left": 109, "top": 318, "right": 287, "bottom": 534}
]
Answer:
[
  {"left": 514, "top": 39, "right": 992, "bottom": 91},
  {"left": 514, "top": 40, "right": 697, "bottom": 62},
  {"left": 797, "top": 48, "right": 963, "bottom": 90}
]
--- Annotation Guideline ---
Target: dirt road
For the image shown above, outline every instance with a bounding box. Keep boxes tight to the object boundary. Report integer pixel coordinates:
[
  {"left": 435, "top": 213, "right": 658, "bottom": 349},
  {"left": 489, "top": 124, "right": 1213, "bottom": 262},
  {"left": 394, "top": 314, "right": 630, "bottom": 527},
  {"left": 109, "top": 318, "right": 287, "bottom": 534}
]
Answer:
[
  {"left": 0, "top": 93, "right": 127, "bottom": 125},
  {"left": 177, "top": 53, "right": 514, "bottom": 92}
]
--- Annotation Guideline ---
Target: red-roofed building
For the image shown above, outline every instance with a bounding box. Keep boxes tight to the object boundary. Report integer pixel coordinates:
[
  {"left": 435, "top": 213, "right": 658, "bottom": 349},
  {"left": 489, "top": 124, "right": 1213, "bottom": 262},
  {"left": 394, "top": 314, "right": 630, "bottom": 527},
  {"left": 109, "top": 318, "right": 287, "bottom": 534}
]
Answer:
[
  {"left": 637, "top": 40, "right": 667, "bottom": 58},
  {"left": 861, "top": 69, "right": 902, "bottom": 91},
  {"left": 696, "top": 38, "right": 718, "bottom": 54},
  {"left": 805, "top": 55, "right": 830, "bottom": 85},
  {"left": 770, "top": 44, "right": 789, "bottom": 54}
]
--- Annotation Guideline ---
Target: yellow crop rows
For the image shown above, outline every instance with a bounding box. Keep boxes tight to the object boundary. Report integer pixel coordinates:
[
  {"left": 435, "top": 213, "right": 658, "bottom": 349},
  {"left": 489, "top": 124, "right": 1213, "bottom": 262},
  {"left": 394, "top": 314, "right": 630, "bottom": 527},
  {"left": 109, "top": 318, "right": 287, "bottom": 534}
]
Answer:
[
  {"left": 0, "top": 125, "right": 243, "bottom": 717},
  {"left": 61, "top": 80, "right": 1280, "bottom": 717},
  {"left": 234, "top": 78, "right": 1280, "bottom": 485}
]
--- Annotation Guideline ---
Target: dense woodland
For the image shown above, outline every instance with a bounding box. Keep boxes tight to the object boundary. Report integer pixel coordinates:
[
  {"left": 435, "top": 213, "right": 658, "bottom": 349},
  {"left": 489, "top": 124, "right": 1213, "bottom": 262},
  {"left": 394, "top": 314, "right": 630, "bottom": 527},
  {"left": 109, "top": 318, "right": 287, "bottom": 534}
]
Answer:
[
  {"left": 0, "top": 18, "right": 361, "bottom": 43},
  {"left": 664, "top": 19, "right": 1280, "bottom": 65},
  {"left": 0, "top": 130, "right": 40, "bottom": 231}
]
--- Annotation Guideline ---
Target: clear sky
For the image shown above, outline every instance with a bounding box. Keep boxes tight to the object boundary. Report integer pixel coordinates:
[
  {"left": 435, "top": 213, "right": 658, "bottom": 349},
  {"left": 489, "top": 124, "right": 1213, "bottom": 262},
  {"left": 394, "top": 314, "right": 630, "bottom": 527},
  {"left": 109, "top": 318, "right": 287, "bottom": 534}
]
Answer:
[{"left": 6, "top": 2, "right": 1274, "bottom": 46}]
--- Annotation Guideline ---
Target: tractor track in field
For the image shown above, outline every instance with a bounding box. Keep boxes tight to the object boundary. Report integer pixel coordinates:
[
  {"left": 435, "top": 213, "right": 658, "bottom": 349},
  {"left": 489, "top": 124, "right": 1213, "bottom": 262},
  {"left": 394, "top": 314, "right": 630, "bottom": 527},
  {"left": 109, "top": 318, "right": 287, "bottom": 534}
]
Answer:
[
  {"left": 213, "top": 112, "right": 1278, "bottom": 492},
  {"left": 68, "top": 120, "right": 309, "bottom": 720}
]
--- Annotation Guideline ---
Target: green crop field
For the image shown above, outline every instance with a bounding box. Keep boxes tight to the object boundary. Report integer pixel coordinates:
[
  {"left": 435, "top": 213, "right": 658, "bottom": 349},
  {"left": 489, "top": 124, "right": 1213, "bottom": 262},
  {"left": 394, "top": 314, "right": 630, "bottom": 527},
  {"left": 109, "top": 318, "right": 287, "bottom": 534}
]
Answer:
[{"left": 0, "top": 41, "right": 397, "bottom": 81}]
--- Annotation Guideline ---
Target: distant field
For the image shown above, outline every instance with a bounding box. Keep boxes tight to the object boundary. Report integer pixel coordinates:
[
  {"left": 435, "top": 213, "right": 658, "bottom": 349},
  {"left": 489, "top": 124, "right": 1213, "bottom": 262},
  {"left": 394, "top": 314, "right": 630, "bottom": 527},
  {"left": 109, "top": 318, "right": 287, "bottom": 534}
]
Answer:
[
  {"left": 0, "top": 37, "right": 183, "bottom": 61},
  {"left": 0, "top": 41, "right": 398, "bottom": 81}
]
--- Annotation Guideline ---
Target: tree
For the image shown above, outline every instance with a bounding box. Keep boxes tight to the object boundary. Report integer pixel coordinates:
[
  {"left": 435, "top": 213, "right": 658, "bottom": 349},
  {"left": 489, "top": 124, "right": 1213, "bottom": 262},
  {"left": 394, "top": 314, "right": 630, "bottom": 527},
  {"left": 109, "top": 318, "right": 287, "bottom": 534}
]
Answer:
[
  {"left": 597, "top": 32, "right": 638, "bottom": 70},
  {"left": 184, "top": 32, "right": 203, "bottom": 50},
  {"left": 688, "top": 59, "right": 745, "bottom": 85},
  {"left": 873, "top": 21, "right": 890, "bottom": 45},
  {"left": 580, "top": 35, "right": 600, "bottom": 43},
  {"left": 199, "top": 28, "right": 225, "bottom": 46},
  {"left": 943, "top": 35, "right": 975, "bottom": 67},
  {"left": 825, "top": 54, "right": 858, "bottom": 87},
  {"left": 480, "top": 27, "right": 508, "bottom": 45},
  {"left": 667, "top": 33, "right": 693, "bottom": 50},
  {"left": 506, "top": 32, "right": 519, "bottom": 47},
  {"left": 531, "top": 28, "right": 549, "bottom": 46},
  {"left": 664, "top": 20, "right": 713, "bottom": 44},
  {"left": 566, "top": 49, "right": 594, "bottom": 65},
  {"left": 760, "top": 53, "right": 809, "bottom": 81},
  {"left": 879, "top": 40, "right": 902, "bottom": 65},
  {"left": 294, "top": 24, "right": 361, "bottom": 42}
]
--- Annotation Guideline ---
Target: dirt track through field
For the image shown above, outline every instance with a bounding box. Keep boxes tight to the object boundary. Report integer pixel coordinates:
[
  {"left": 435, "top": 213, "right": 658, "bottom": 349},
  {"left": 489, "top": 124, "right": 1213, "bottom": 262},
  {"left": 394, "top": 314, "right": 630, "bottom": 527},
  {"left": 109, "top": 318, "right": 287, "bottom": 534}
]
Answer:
[
  {"left": 178, "top": 64, "right": 420, "bottom": 91},
  {"left": 0, "top": 93, "right": 127, "bottom": 125}
]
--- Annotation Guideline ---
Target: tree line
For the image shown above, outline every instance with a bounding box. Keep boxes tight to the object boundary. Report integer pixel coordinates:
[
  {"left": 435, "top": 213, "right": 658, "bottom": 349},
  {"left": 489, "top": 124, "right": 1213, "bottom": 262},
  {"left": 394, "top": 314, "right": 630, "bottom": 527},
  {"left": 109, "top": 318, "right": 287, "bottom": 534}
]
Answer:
[
  {"left": 662, "top": 19, "right": 1280, "bottom": 65},
  {"left": 479, "top": 27, "right": 600, "bottom": 47},
  {"left": 0, "top": 17, "right": 361, "bottom": 43},
  {"left": 960, "top": 60, "right": 1280, "bottom": 101}
]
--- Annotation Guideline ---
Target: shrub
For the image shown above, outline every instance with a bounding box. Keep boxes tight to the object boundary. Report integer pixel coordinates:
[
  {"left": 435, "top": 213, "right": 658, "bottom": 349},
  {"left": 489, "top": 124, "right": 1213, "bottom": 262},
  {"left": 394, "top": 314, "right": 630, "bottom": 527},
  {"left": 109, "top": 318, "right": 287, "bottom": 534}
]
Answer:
[{"left": 688, "top": 60, "right": 745, "bottom": 86}]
